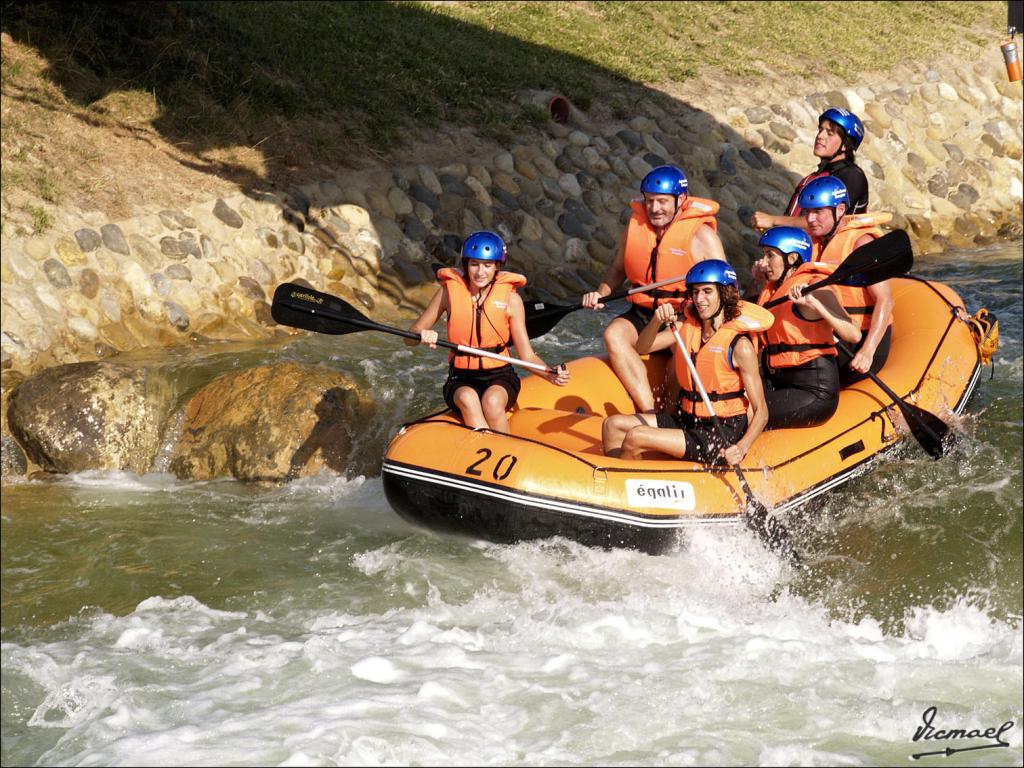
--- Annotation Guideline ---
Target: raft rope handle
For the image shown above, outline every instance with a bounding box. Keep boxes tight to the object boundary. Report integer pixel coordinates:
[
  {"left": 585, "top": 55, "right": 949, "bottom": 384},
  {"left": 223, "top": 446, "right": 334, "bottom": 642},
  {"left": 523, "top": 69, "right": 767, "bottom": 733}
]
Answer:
[
  {"left": 954, "top": 305, "right": 999, "bottom": 377},
  {"left": 871, "top": 410, "right": 899, "bottom": 444},
  {"left": 904, "top": 273, "right": 996, "bottom": 378}
]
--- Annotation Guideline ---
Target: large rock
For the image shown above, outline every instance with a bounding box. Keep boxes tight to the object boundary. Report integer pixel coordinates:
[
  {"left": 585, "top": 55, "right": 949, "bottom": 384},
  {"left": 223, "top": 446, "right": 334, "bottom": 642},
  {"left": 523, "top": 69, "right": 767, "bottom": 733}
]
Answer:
[
  {"left": 168, "top": 362, "right": 378, "bottom": 481},
  {"left": 6, "top": 362, "right": 175, "bottom": 474}
]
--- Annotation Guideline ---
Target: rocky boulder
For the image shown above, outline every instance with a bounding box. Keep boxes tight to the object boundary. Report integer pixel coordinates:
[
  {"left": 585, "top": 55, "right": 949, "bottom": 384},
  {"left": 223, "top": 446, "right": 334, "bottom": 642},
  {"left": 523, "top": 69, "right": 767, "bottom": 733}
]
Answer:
[
  {"left": 6, "top": 362, "right": 175, "bottom": 474},
  {"left": 168, "top": 362, "right": 378, "bottom": 481}
]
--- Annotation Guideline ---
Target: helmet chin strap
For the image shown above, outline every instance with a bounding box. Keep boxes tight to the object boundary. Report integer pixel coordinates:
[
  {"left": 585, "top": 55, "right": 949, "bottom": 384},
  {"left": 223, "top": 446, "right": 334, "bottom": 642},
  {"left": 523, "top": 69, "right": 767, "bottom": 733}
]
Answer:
[
  {"left": 819, "top": 205, "right": 843, "bottom": 244},
  {"left": 822, "top": 145, "right": 847, "bottom": 165},
  {"left": 830, "top": 205, "right": 843, "bottom": 231},
  {"left": 778, "top": 254, "right": 800, "bottom": 284},
  {"left": 709, "top": 287, "right": 725, "bottom": 325},
  {"left": 674, "top": 193, "right": 687, "bottom": 220}
]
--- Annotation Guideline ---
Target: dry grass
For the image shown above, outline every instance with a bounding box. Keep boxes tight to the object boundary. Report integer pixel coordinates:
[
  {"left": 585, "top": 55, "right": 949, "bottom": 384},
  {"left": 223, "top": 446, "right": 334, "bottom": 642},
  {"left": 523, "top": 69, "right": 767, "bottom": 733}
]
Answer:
[{"left": 0, "top": 1, "right": 1006, "bottom": 234}]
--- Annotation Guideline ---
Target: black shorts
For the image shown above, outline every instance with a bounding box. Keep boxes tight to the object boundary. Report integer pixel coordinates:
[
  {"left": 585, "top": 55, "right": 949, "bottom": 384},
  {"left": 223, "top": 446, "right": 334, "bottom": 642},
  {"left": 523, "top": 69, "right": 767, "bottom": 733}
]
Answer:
[
  {"left": 655, "top": 410, "right": 748, "bottom": 464},
  {"left": 763, "top": 355, "right": 840, "bottom": 429},
  {"left": 615, "top": 304, "right": 657, "bottom": 335},
  {"left": 443, "top": 363, "right": 521, "bottom": 412}
]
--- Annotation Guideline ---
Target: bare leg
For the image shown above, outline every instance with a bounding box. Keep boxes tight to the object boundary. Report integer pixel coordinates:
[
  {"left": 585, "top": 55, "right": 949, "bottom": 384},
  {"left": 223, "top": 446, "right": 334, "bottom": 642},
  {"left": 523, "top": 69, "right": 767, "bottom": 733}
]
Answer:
[
  {"left": 603, "top": 412, "right": 659, "bottom": 455},
  {"left": 620, "top": 424, "right": 688, "bottom": 460},
  {"left": 604, "top": 317, "right": 655, "bottom": 413},
  {"left": 453, "top": 387, "right": 488, "bottom": 429},
  {"left": 481, "top": 385, "right": 511, "bottom": 433}
]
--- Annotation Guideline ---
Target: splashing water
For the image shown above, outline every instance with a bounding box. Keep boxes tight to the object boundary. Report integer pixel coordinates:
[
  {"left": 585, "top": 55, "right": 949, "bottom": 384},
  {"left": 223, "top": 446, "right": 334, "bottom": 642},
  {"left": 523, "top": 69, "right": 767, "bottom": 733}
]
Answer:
[{"left": 2, "top": 243, "right": 1021, "bottom": 766}]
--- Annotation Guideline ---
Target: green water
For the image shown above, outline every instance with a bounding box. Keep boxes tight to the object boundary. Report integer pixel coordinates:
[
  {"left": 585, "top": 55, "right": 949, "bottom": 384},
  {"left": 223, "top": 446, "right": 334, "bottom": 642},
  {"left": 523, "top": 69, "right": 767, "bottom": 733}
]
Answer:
[{"left": 1, "top": 242, "right": 1021, "bottom": 766}]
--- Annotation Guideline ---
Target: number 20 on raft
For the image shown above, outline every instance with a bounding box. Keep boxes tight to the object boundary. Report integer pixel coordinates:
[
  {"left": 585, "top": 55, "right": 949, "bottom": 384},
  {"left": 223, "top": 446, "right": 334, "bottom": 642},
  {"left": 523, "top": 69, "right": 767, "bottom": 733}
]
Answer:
[{"left": 465, "top": 448, "right": 519, "bottom": 481}]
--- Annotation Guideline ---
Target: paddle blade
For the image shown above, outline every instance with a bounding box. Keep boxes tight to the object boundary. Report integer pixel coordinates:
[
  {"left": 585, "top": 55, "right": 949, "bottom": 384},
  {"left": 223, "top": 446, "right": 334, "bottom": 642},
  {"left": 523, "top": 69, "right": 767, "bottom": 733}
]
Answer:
[
  {"left": 744, "top": 498, "right": 804, "bottom": 568},
  {"left": 894, "top": 398, "right": 950, "bottom": 459},
  {"left": 270, "top": 298, "right": 358, "bottom": 335},
  {"left": 271, "top": 282, "right": 370, "bottom": 335},
  {"left": 836, "top": 229, "right": 913, "bottom": 287},
  {"left": 524, "top": 300, "right": 577, "bottom": 338}
]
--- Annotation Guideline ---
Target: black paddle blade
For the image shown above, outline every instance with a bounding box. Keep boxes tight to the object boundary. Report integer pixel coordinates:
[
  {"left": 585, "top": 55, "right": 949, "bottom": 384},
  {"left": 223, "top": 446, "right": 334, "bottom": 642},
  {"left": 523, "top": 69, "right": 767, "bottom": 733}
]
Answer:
[
  {"left": 271, "top": 282, "right": 369, "bottom": 335},
  {"left": 837, "top": 229, "right": 913, "bottom": 287},
  {"left": 270, "top": 298, "right": 358, "bottom": 335},
  {"left": 524, "top": 300, "right": 578, "bottom": 338},
  {"left": 834, "top": 338, "right": 950, "bottom": 461},
  {"left": 744, "top": 498, "right": 804, "bottom": 568},
  {"left": 894, "top": 398, "right": 951, "bottom": 460},
  {"left": 763, "top": 229, "right": 914, "bottom": 309}
]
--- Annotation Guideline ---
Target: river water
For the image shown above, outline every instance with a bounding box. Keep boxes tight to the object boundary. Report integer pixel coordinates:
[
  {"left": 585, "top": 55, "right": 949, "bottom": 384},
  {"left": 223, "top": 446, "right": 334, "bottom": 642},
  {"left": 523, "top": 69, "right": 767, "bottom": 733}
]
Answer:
[{"left": 2, "top": 242, "right": 1022, "bottom": 766}]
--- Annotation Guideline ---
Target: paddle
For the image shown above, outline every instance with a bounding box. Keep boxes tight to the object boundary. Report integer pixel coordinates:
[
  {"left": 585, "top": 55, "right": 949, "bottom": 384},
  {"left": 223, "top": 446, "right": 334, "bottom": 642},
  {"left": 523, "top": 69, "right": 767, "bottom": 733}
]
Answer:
[
  {"left": 763, "top": 229, "right": 913, "bottom": 309},
  {"left": 834, "top": 339, "right": 949, "bottom": 459},
  {"left": 667, "top": 323, "right": 803, "bottom": 567},
  {"left": 271, "top": 283, "right": 559, "bottom": 375},
  {"left": 523, "top": 274, "right": 687, "bottom": 339}
]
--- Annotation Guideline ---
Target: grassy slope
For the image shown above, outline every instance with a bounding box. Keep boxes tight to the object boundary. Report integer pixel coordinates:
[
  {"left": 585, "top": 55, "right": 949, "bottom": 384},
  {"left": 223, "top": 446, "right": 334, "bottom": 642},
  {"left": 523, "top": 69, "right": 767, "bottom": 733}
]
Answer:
[{"left": 0, "top": 1, "right": 1004, "bottom": 232}]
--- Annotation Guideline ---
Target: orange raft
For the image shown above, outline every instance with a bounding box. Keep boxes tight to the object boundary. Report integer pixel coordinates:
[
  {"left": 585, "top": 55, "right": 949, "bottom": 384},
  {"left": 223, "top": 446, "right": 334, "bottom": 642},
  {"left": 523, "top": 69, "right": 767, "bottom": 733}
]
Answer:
[{"left": 382, "top": 277, "right": 986, "bottom": 554}]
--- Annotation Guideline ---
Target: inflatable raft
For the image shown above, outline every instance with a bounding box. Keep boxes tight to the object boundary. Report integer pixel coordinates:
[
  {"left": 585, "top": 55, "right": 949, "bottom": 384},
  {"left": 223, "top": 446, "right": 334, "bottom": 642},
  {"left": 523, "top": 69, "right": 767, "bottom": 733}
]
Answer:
[{"left": 382, "top": 277, "right": 987, "bottom": 554}]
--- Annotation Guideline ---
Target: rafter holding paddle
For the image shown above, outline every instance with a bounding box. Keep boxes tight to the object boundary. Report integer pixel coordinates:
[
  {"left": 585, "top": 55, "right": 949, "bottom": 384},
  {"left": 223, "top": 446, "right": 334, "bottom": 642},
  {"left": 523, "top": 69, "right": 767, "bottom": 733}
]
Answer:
[
  {"left": 271, "top": 283, "right": 560, "bottom": 376},
  {"left": 756, "top": 228, "right": 950, "bottom": 459},
  {"left": 667, "top": 321, "right": 802, "bottom": 567},
  {"left": 762, "top": 229, "right": 913, "bottom": 308}
]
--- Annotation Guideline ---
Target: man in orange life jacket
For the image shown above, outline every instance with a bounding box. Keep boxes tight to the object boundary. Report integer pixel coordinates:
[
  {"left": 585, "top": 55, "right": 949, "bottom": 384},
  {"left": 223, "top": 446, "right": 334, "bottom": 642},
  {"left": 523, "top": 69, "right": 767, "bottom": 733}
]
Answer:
[
  {"left": 755, "top": 226, "right": 862, "bottom": 428},
  {"left": 409, "top": 231, "right": 569, "bottom": 433},
  {"left": 750, "top": 107, "right": 869, "bottom": 232},
  {"left": 581, "top": 165, "right": 727, "bottom": 413},
  {"left": 799, "top": 176, "right": 894, "bottom": 384},
  {"left": 601, "top": 260, "right": 768, "bottom": 465}
]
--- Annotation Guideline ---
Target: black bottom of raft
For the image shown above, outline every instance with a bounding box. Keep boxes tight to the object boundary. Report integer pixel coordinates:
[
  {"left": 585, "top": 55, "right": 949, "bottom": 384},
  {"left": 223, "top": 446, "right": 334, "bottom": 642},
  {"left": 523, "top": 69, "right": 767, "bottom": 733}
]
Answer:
[{"left": 383, "top": 459, "right": 737, "bottom": 555}]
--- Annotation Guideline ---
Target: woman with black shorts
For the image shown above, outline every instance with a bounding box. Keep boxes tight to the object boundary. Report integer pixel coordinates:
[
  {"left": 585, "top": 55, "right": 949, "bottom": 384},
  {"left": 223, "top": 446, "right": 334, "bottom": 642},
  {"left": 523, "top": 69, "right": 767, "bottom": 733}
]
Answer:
[{"left": 408, "top": 231, "right": 568, "bottom": 433}]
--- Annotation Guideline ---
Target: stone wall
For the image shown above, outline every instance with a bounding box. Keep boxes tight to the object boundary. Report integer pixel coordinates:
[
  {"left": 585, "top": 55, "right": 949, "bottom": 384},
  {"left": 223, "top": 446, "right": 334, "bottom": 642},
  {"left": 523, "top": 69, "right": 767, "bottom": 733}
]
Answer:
[{"left": 2, "top": 51, "right": 1022, "bottom": 384}]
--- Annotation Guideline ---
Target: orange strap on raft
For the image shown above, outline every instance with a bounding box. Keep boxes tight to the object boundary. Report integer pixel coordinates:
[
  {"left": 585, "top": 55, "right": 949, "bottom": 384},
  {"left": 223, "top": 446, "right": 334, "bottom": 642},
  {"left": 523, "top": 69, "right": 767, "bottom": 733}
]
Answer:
[{"left": 967, "top": 308, "right": 1000, "bottom": 365}]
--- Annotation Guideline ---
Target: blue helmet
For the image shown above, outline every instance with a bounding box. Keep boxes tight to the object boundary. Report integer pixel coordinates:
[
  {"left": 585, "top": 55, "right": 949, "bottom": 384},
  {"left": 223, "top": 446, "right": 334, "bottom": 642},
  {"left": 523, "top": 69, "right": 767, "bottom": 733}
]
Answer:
[
  {"left": 819, "top": 107, "right": 864, "bottom": 151},
  {"left": 798, "top": 176, "right": 849, "bottom": 211},
  {"left": 758, "top": 226, "right": 813, "bottom": 264},
  {"left": 640, "top": 165, "right": 688, "bottom": 197},
  {"left": 461, "top": 230, "right": 506, "bottom": 263},
  {"left": 685, "top": 259, "right": 737, "bottom": 288}
]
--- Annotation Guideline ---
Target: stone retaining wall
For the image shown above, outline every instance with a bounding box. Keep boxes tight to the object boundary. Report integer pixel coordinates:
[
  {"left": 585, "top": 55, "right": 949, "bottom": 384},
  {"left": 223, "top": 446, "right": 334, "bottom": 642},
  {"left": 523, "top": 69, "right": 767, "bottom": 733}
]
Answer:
[{"left": 2, "top": 52, "right": 1021, "bottom": 383}]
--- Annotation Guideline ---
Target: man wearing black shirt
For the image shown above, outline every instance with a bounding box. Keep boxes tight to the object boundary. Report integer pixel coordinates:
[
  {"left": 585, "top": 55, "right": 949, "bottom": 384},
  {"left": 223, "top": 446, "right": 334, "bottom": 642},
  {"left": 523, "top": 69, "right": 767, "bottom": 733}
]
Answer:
[{"left": 751, "top": 107, "right": 869, "bottom": 231}]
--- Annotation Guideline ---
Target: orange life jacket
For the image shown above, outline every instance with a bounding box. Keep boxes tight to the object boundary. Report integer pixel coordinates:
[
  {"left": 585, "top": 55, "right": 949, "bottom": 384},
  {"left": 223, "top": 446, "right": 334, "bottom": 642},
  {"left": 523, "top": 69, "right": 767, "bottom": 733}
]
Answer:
[
  {"left": 674, "top": 308, "right": 761, "bottom": 420},
  {"left": 812, "top": 215, "right": 890, "bottom": 332},
  {"left": 757, "top": 262, "right": 839, "bottom": 370},
  {"left": 438, "top": 268, "right": 527, "bottom": 370},
  {"left": 622, "top": 197, "right": 719, "bottom": 310}
]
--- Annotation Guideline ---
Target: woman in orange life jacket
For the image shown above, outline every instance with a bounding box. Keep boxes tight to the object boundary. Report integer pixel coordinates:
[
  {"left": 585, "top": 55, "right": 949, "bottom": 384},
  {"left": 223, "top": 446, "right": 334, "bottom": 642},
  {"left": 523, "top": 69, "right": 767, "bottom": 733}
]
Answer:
[
  {"left": 755, "top": 226, "right": 862, "bottom": 429},
  {"left": 602, "top": 260, "right": 768, "bottom": 466},
  {"left": 408, "top": 231, "right": 569, "bottom": 433},
  {"left": 581, "top": 165, "right": 727, "bottom": 414},
  {"left": 799, "top": 176, "right": 893, "bottom": 384},
  {"left": 749, "top": 107, "right": 869, "bottom": 234}
]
